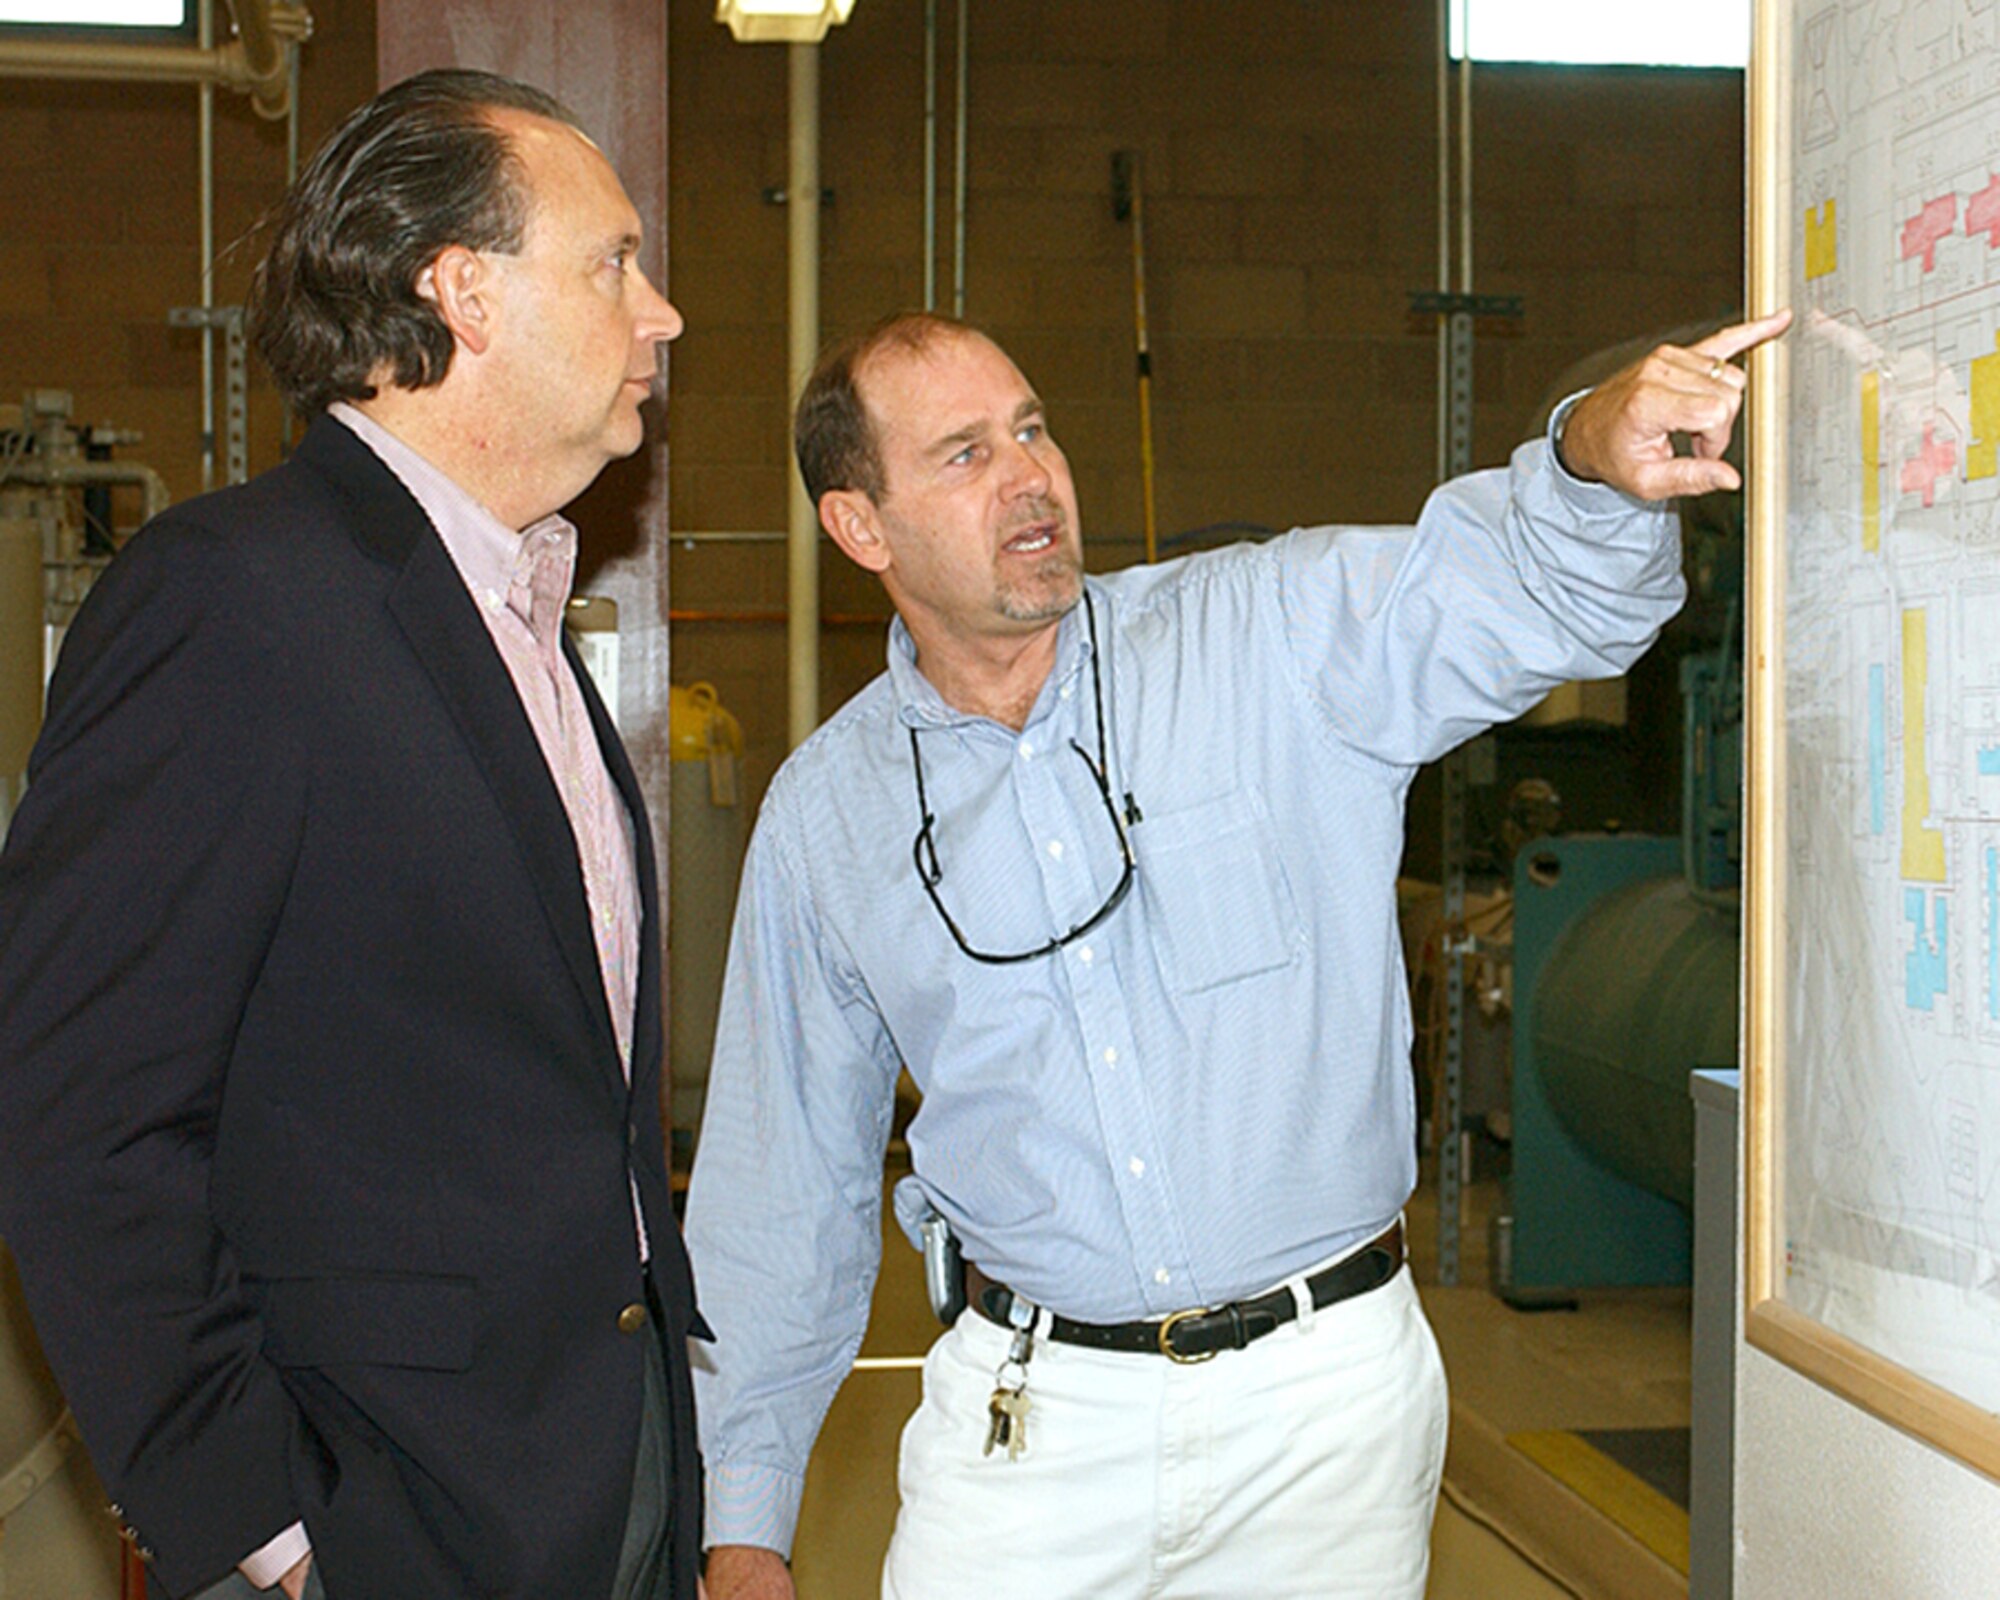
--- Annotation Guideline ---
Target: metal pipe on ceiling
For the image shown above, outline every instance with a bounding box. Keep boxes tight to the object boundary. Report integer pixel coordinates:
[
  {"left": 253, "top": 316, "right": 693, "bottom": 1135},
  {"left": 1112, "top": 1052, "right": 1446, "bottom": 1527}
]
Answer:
[
  {"left": 4, "top": 459, "right": 172, "bottom": 525},
  {"left": 0, "top": 0, "right": 312, "bottom": 119}
]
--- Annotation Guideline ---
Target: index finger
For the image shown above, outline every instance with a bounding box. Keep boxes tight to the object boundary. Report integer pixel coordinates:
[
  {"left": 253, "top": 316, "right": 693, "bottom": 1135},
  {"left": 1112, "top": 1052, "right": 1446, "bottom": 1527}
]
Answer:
[{"left": 1690, "top": 308, "right": 1795, "bottom": 364}]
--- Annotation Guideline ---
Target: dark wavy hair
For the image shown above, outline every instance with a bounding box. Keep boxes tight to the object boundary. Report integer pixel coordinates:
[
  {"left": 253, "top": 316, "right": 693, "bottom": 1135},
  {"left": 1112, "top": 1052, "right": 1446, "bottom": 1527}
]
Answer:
[
  {"left": 794, "top": 310, "right": 971, "bottom": 507},
  {"left": 247, "top": 69, "right": 583, "bottom": 416}
]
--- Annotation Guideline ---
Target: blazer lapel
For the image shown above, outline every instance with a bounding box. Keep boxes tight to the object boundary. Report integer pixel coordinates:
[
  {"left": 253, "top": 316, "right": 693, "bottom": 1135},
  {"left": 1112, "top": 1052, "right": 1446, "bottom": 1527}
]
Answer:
[
  {"left": 566, "top": 630, "right": 663, "bottom": 1093},
  {"left": 296, "top": 419, "right": 623, "bottom": 1091}
]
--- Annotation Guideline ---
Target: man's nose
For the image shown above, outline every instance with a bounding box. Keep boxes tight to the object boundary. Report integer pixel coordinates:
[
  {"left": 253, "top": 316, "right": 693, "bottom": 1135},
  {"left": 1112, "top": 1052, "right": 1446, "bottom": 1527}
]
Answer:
[
  {"left": 1000, "top": 436, "right": 1052, "bottom": 499},
  {"left": 637, "top": 271, "right": 684, "bottom": 344}
]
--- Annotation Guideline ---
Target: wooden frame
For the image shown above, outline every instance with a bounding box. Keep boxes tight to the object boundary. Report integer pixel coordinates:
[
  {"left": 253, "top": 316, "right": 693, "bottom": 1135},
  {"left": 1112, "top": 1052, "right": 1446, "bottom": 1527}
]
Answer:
[{"left": 1745, "top": 0, "right": 2000, "bottom": 1480}]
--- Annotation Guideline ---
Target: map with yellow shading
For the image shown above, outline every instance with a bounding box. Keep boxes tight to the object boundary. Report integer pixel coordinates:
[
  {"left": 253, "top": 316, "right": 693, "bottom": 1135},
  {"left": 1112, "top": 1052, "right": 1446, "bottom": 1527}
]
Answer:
[{"left": 1779, "top": 0, "right": 2000, "bottom": 1416}]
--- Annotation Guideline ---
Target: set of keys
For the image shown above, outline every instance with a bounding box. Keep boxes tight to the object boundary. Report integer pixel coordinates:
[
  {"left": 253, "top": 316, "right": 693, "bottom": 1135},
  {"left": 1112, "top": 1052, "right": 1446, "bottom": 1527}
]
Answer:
[
  {"left": 983, "top": 1318, "right": 1036, "bottom": 1461},
  {"left": 984, "top": 1384, "right": 1031, "bottom": 1460}
]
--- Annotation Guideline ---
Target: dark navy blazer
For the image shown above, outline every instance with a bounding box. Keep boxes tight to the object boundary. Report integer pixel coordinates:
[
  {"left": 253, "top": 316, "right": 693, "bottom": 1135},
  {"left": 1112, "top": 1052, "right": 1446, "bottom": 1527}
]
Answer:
[{"left": 0, "top": 417, "right": 704, "bottom": 1600}]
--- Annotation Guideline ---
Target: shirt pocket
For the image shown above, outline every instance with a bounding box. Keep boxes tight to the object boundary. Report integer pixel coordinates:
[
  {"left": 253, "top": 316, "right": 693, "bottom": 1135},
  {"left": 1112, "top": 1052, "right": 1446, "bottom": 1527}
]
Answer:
[{"left": 1133, "top": 787, "right": 1302, "bottom": 993}]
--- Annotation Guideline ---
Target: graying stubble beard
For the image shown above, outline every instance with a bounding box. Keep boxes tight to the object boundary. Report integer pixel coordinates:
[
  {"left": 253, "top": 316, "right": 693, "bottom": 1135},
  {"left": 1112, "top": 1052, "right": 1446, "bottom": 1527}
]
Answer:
[{"left": 995, "top": 545, "right": 1083, "bottom": 624}]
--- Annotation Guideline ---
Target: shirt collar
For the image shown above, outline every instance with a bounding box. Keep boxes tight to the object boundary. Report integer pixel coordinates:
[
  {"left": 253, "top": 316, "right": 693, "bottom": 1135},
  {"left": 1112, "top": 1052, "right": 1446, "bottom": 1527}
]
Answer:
[
  {"left": 329, "top": 402, "right": 577, "bottom": 618},
  {"left": 886, "top": 584, "right": 1098, "bottom": 730}
]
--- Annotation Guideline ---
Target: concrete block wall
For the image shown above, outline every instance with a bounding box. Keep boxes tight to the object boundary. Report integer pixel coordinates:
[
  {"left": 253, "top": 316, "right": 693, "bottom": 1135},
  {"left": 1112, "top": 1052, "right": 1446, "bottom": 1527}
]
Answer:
[
  {"left": 665, "top": 1, "right": 1745, "bottom": 806},
  {"left": 3, "top": 3, "right": 1744, "bottom": 829},
  {"left": 0, "top": 2, "right": 379, "bottom": 513}
]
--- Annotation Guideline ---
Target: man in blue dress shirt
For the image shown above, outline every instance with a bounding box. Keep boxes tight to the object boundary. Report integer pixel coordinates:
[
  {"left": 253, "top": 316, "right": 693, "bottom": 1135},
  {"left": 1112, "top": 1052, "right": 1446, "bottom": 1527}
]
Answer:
[{"left": 689, "top": 307, "right": 1789, "bottom": 1599}]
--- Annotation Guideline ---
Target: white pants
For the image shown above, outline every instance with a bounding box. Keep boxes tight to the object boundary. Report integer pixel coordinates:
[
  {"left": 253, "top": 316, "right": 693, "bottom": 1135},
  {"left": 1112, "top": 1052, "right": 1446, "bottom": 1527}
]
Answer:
[{"left": 882, "top": 1263, "right": 1448, "bottom": 1600}]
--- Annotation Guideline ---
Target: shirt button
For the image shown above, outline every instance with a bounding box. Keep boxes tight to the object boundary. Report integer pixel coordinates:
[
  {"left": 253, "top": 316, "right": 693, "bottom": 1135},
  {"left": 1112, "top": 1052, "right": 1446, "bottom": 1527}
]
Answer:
[
  {"left": 1060, "top": 683, "right": 1074, "bottom": 700},
  {"left": 617, "top": 1301, "right": 648, "bottom": 1335},
  {"left": 1019, "top": 741, "right": 1035, "bottom": 760},
  {"left": 1077, "top": 945, "right": 1094, "bottom": 964},
  {"left": 1102, "top": 1046, "right": 1118, "bottom": 1066},
  {"left": 1047, "top": 839, "right": 1065, "bottom": 860},
  {"left": 1155, "top": 1267, "right": 1172, "bottom": 1286},
  {"left": 1128, "top": 1156, "right": 1145, "bottom": 1177}
]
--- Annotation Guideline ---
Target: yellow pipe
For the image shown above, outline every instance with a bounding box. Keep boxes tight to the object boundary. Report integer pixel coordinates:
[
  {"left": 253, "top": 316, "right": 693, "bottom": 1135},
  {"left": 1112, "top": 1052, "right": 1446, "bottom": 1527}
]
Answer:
[{"left": 786, "top": 41, "right": 822, "bottom": 749}]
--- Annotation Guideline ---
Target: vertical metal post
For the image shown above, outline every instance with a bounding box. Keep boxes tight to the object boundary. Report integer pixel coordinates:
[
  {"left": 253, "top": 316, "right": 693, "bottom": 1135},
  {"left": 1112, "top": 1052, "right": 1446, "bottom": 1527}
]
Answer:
[
  {"left": 1435, "top": 0, "right": 1450, "bottom": 484},
  {"left": 198, "top": 0, "right": 215, "bottom": 492},
  {"left": 1435, "top": 0, "right": 1477, "bottom": 1285},
  {"left": 224, "top": 309, "right": 249, "bottom": 485},
  {"left": 286, "top": 38, "right": 300, "bottom": 183},
  {"left": 1437, "top": 308, "right": 1475, "bottom": 1288},
  {"left": 952, "top": 0, "right": 967, "bottom": 318},
  {"left": 786, "top": 42, "right": 821, "bottom": 749},
  {"left": 922, "top": 0, "right": 936, "bottom": 311}
]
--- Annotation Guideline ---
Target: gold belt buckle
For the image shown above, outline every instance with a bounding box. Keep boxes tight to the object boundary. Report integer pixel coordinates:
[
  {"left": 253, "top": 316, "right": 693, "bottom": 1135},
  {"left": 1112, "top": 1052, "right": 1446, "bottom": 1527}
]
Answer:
[{"left": 1157, "top": 1305, "right": 1216, "bottom": 1364}]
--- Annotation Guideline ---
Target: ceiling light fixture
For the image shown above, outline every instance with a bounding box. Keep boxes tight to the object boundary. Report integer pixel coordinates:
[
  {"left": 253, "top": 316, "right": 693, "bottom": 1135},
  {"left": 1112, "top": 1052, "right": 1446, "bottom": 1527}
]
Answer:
[{"left": 715, "top": 0, "right": 856, "bottom": 45}]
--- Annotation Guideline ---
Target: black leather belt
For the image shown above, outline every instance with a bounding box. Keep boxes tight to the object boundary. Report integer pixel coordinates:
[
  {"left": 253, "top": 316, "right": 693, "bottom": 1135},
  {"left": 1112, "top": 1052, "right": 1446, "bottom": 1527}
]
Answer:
[{"left": 964, "top": 1219, "right": 1404, "bottom": 1365}]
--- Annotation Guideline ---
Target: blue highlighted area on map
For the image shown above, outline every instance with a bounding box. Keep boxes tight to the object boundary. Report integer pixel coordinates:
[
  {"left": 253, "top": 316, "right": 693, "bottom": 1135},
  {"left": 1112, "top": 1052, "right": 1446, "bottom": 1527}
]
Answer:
[{"left": 1906, "top": 887, "right": 1949, "bottom": 1011}]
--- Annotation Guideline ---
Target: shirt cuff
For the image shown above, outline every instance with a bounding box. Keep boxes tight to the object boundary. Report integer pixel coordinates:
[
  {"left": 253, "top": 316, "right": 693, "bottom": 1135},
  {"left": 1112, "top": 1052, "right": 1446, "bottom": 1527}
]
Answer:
[
  {"left": 239, "top": 1521, "right": 312, "bottom": 1590},
  {"left": 1544, "top": 390, "right": 1659, "bottom": 520},
  {"left": 704, "top": 1458, "right": 806, "bottom": 1559}
]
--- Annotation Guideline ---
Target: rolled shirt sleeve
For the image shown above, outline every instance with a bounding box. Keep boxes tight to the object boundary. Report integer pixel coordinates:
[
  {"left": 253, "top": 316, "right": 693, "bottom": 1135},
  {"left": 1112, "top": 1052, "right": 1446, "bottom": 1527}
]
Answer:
[{"left": 1280, "top": 398, "right": 1683, "bottom": 768}]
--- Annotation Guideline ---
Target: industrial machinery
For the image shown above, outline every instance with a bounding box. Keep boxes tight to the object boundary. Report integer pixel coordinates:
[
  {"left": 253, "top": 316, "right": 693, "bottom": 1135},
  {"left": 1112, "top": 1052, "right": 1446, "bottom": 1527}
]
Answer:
[
  {"left": 1493, "top": 617, "right": 1745, "bottom": 1303},
  {"left": 0, "top": 390, "right": 167, "bottom": 839}
]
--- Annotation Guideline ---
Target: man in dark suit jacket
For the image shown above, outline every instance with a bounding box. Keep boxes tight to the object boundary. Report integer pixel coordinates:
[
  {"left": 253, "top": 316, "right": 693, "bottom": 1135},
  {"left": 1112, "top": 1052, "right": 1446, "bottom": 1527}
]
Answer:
[{"left": 0, "top": 69, "right": 703, "bottom": 1600}]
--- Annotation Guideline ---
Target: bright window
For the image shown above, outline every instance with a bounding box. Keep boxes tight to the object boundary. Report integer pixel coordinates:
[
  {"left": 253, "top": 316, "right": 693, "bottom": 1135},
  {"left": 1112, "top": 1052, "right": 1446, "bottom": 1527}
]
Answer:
[
  {"left": 1449, "top": 0, "right": 1749, "bottom": 68},
  {"left": 0, "top": 1, "right": 186, "bottom": 23}
]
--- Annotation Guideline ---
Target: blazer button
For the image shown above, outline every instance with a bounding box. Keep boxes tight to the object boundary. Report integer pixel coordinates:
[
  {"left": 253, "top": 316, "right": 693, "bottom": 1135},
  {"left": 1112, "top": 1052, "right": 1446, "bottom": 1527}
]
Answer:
[{"left": 617, "top": 1301, "right": 648, "bottom": 1335}]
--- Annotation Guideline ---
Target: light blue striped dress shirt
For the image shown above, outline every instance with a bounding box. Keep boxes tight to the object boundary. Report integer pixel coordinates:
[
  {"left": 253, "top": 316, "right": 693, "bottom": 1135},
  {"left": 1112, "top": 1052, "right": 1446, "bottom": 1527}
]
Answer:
[{"left": 685, "top": 421, "right": 1682, "bottom": 1553}]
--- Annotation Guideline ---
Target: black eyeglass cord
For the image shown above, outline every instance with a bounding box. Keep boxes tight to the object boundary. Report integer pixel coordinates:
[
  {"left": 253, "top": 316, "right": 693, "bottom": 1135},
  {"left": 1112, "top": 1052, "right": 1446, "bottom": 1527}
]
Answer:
[
  {"left": 912, "top": 591, "right": 1135, "bottom": 839},
  {"left": 908, "top": 590, "right": 1141, "bottom": 962}
]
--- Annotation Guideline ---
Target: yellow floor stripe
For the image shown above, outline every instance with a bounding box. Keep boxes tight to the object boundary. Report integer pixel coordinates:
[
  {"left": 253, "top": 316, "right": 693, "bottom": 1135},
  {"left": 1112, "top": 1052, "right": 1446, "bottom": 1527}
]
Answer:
[{"left": 1505, "top": 1429, "right": 1690, "bottom": 1575}]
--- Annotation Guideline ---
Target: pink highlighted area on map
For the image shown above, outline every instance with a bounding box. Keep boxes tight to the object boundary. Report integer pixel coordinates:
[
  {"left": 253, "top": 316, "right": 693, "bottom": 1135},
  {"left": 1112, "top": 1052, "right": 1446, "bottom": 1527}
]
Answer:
[
  {"left": 1902, "top": 193, "right": 1960, "bottom": 270},
  {"left": 1900, "top": 424, "right": 1957, "bottom": 507},
  {"left": 1969, "top": 175, "right": 2000, "bottom": 248}
]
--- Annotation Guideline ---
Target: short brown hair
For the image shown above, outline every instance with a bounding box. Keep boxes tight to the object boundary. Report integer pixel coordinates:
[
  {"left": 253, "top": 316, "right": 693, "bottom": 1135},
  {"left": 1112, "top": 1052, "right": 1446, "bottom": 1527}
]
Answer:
[
  {"left": 247, "top": 69, "right": 585, "bottom": 416},
  {"left": 794, "top": 311, "right": 970, "bottom": 506}
]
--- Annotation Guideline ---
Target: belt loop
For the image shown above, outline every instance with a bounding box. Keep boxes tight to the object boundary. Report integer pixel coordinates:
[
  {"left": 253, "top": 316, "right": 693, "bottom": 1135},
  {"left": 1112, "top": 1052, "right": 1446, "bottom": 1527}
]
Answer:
[{"left": 1286, "top": 1276, "right": 1316, "bottom": 1335}]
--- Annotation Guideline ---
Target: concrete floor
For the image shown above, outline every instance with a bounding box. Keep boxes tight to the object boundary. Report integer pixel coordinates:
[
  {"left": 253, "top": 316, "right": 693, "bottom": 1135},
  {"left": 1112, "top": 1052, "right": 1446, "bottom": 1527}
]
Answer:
[{"left": 787, "top": 1168, "right": 1692, "bottom": 1600}]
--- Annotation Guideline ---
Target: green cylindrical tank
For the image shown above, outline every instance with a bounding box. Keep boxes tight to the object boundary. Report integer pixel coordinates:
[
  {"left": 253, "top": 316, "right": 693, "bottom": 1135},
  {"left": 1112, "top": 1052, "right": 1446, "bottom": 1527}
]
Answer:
[{"left": 1529, "top": 875, "right": 1738, "bottom": 1211}]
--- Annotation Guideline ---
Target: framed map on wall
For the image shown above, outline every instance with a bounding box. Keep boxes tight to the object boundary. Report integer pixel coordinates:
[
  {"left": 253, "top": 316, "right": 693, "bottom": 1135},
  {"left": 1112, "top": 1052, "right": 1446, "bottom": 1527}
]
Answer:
[{"left": 1747, "top": 0, "right": 2000, "bottom": 1478}]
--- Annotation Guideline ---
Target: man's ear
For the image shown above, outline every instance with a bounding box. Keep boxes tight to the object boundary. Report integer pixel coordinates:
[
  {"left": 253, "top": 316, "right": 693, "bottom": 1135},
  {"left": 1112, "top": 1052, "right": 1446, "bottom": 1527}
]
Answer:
[
  {"left": 416, "top": 244, "right": 496, "bottom": 357},
  {"left": 819, "top": 488, "right": 891, "bottom": 575}
]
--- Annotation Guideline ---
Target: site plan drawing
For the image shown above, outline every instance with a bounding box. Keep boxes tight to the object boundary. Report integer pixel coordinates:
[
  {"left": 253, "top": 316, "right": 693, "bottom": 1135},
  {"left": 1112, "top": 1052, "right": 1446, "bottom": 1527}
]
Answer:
[{"left": 1777, "top": 0, "right": 2000, "bottom": 1417}]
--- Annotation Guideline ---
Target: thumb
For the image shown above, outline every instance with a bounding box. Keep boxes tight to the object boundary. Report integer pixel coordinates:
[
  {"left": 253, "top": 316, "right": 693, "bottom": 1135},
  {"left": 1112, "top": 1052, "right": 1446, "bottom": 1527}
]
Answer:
[{"left": 1635, "top": 456, "right": 1742, "bottom": 500}]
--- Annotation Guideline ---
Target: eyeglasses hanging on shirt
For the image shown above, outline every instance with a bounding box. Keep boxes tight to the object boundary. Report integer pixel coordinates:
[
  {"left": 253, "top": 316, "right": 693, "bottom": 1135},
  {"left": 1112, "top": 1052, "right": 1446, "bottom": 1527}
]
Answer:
[{"left": 909, "top": 592, "right": 1143, "bottom": 965}]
